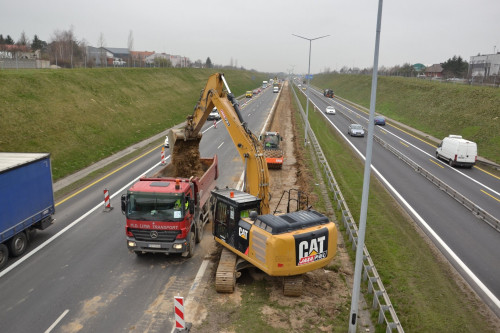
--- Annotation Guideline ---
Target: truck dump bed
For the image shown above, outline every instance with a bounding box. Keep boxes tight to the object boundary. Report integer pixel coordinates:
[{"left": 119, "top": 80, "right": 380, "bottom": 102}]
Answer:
[{"left": 152, "top": 155, "right": 218, "bottom": 207}]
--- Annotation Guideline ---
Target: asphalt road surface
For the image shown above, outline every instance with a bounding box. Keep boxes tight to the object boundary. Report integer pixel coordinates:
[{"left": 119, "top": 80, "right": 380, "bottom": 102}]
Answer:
[
  {"left": 297, "top": 82, "right": 500, "bottom": 316},
  {"left": 0, "top": 85, "right": 278, "bottom": 333}
]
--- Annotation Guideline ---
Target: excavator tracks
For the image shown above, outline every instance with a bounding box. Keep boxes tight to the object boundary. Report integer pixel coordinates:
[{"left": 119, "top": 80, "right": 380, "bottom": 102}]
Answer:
[
  {"left": 283, "top": 275, "right": 304, "bottom": 297},
  {"left": 215, "top": 248, "right": 237, "bottom": 293}
]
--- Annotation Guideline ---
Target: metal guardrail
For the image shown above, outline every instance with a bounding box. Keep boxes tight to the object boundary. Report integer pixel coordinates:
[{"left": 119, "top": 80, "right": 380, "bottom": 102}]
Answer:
[
  {"left": 291, "top": 85, "right": 404, "bottom": 332},
  {"left": 326, "top": 96, "right": 500, "bottom": 233}
]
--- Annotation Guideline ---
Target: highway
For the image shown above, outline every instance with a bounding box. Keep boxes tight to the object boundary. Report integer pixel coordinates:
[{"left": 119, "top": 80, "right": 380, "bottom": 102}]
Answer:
[
  {"left": 0, "top": 84, "right": 277, "bottom": 333},
  {"left": 298, "top": 82, "right": 500, "bottom": 315}
]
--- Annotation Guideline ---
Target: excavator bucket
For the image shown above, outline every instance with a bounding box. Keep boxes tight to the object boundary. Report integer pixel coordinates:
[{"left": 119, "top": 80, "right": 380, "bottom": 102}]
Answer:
[
  {"left": 168, "top": 128, "right": 205, "bottom": 178},
  {"left": 169, "top": 128, "right": 203, "bottom": 147}
]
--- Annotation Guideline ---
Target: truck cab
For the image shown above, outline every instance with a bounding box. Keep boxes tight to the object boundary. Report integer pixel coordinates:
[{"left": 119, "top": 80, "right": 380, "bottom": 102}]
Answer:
[{"left": 123, "top": 178, "right": 195, "bottom": 256}]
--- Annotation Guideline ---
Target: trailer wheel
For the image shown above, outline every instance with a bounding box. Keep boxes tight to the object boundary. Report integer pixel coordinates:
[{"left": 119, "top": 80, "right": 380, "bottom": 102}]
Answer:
[
  {"left": 9, "top": 232, "right": 27, "bottom": 257},
  {"left": 0, "top": 244, "right": 9, "bottom": 269},
  {"left": 186, "top": 232, "right": 195, "bottom": 258}
]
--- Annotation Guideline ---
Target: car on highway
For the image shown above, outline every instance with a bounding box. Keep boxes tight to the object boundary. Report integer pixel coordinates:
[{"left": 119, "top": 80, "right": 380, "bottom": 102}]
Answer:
[
  {"left": 207, "top": 107, "right": 221, "bottom": 121},
  {"left": 164, "top": 135, "right": 169, "bottom": 148},
  {"left": 253, "top": 89, "right": 259, "bottom": 95},
  {"left": 246, "top": 91, "right": 253, "bottom": 98},
  {"left": 374, "top": 116, "right": 386, "bottom": 126},
  {"left": 348, "top": 124, "right": 365, "bottom": 137},
  {"left": 325, "top": 106, "right": 336, "bottom": 115}
]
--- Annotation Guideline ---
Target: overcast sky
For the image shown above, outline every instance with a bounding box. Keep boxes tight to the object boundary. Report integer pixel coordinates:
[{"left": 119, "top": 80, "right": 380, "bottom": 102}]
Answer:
[{"left": 2, "top": 0, "right": 499, "bottom": 74}]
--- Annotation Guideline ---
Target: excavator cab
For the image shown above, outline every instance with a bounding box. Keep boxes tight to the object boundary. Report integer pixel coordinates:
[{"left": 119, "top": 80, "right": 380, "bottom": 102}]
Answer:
[{"left": 211, "top": 188, "right": 261, "bottom": 254}]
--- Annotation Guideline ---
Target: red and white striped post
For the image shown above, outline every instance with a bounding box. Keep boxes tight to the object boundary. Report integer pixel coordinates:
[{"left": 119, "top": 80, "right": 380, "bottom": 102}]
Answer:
[
  {"left": 161, "top": 146, "right": 166, "bottom": 165},
  {"left": 103, "top": 188, "right": 113, "bottom": 211},
  {"left": 174, "top": 295, "right": 191, "bottom": 332}
]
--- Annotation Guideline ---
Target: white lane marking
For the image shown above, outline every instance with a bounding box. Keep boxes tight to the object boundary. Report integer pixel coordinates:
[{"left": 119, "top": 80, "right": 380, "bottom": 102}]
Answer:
[
  {"left": 44, "top": 309, "right": 69, "bottom": 333},
  {"left": 329, "top": 98, "right": 500, "bottom": 197},
  {"left": 217, "top": 142, "right": 224, "bottom": 149},
  {"left": 318, "top": 111, "right": 500, "bottom": 311},
  {"left": 0, "top": 159, "right": 165, "bottom": 279}
]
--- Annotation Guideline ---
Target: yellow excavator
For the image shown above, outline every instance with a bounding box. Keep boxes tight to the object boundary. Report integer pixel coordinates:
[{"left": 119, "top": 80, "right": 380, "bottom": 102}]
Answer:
[{"left": 170, "top": 73, "right": 337, "bottom": 296}]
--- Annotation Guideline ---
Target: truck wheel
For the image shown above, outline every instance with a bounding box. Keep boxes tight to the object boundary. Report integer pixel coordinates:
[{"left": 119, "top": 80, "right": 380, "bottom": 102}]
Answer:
[
  {"left": 186, "top": 232, "right": 195, "bottom": 258},
  {"left": 0, "top": 244, "right": 9, "bottom": 269},
  {"left": 9, "top": 232, "right": 27, "bottom": 257},
  {"left": 435, "top": 152, "right": 439, "bottom": 160}
]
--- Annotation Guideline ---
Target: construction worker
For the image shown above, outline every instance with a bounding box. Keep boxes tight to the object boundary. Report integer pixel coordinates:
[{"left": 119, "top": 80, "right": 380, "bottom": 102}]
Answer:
[{"left": 174, "top": 198, "right": 182, "bottom": 209}]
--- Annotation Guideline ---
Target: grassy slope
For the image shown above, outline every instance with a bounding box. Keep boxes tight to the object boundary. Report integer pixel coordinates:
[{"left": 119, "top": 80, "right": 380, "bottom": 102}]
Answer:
[
  {"left": 312, "top": 74, "right": 500, "bottom": 163},
  {"left": 293, "top": 85, "right": 497, "bottom": 332},
  {"left": 0, "top": 68, "right": 267, "bottom": 180}
]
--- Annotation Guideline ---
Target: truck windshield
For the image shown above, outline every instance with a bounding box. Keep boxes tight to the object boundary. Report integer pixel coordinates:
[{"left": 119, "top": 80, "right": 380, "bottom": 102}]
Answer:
[{"left": 127, "top": 193, "right": 184, "bottom": 222}]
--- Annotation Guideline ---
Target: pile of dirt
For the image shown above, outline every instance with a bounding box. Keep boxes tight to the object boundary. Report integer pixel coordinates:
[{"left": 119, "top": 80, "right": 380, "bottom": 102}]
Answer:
[{"left": 170, "top": 138, "right": 205, "bottom": 178}]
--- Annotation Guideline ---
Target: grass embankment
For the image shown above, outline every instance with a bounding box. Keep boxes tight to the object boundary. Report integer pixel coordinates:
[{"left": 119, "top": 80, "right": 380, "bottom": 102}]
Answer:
[
  {"left": 0, "top": 68, "right": 268, "bottom": 180},
  {"left": 312, "top": 74, "right": 500, "bottom": 164},
  {"left": 293, "top": 85, "right": 497, "bottom": 332}
]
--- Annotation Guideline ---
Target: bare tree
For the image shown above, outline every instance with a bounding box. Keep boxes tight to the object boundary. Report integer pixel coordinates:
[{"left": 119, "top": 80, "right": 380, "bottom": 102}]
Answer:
[
  {"left": 50, "top": 28, "right": 73, "bottom": 67},
  {"left": 127, "top": 30, "right": 134, "bottom": 66},
  {"left": 17, "top": 31, "right": 30, "bottom": 47},
  {"left": 98, "top": 33, "right": 106, "bottom": 67}
]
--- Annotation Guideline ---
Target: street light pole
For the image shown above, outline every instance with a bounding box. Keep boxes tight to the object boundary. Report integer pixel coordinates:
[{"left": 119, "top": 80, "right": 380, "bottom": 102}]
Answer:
[
  {"left": 348, "top": 0, "right": 384, "bottom": 332},
  {"left": 292, "top": 34, "right": 329, "bottom": 145}
]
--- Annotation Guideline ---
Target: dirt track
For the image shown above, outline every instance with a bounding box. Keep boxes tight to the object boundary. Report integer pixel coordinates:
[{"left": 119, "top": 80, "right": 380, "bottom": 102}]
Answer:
[{"left": 190, "top": 82, "right": 356, "bottom": 332}]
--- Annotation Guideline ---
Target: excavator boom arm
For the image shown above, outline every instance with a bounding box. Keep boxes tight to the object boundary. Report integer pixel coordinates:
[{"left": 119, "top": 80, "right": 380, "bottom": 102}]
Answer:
[{"left": 170, "top": 73, "right": 270, "bottom": 214}]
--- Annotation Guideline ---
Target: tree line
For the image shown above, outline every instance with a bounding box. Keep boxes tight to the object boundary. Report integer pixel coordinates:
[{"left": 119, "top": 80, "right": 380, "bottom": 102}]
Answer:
[
  {"left": 323, "top": 56, "right": 470, "bottom": 79},
  {"left": 0, "top": 29, "right": 223, "bottom": 69}
]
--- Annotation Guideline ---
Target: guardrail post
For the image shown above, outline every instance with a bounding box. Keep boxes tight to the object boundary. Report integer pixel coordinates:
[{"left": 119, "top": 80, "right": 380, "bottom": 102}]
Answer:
[
  {"left": 363, "top": 264, "right": 372, "bottom": 281},
  {"left": 373, "top": 290, "right": 384, "bottom": 310},
  {"left": 368, "top": 277, "right": 378, "bottom": 294},
  {"left": 378, "top": 305, "right": 390, "bottom": 324}
]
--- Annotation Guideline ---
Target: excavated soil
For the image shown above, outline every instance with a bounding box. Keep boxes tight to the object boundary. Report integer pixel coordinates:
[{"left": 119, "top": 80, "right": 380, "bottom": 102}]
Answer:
[
  {"left": 155, "top": 138, "right": 205, "bottom": 178},
  {"left": 189, "top": 82, "right": 353, "bottom": 332}
]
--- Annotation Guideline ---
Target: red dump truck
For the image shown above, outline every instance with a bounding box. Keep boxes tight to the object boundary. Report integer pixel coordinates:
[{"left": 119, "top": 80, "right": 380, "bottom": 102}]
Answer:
[{"left": 121, "top": 156, "right": 218, "bottom": 257}]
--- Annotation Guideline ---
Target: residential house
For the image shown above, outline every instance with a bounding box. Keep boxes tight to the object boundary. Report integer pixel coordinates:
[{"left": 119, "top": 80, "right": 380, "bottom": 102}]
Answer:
[
  {"left": 145, "top": 52, "right": 169, "bottom": 66},
  {"left": 130, "top": 51, "right": 155, "bottom": 67},
  {"left": 424, "top": 64, "right": 443, "bottom": 78}
]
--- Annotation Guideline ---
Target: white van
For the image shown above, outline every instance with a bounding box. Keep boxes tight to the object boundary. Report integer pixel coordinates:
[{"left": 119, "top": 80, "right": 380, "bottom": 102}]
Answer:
[
  {"left": 273, "top": 86, "right": 279, "bottom": 93},
  {"left": 436, "top": 135, "right": 477, "bottom": 167}
]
